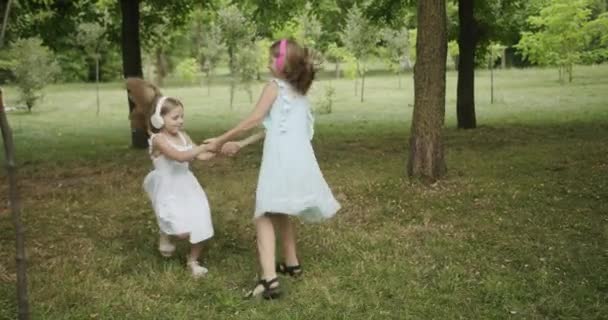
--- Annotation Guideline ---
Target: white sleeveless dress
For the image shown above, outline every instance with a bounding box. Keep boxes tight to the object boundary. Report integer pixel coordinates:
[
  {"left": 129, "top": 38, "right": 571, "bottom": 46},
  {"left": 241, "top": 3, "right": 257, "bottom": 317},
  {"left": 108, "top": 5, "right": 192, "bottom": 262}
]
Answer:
[
  {"left": 255, "top": 79, "right": 341, "bottom": 222},
  {"left": 143, "top": 132, "right": 214, "bottom": 243}
]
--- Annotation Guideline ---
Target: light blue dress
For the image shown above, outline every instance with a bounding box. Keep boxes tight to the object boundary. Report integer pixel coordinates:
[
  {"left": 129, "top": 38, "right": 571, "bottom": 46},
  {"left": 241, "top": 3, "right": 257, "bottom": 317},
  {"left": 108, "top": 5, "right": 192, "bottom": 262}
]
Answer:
[{"left": 255, "top": 79, "right": 341, "bottom": 222}]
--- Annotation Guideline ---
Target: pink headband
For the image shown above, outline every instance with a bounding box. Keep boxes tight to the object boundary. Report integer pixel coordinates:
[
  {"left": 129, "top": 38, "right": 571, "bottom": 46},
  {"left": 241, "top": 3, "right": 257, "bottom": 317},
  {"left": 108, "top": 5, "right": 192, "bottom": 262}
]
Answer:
[{"left": 275, "top": 39, "right": 287, "bottom": 72}]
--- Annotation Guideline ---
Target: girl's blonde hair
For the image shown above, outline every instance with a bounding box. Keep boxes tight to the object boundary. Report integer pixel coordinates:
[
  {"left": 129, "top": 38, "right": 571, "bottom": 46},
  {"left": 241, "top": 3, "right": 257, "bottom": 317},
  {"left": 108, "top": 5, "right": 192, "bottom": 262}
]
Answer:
[{"left": 270, "top": 39, "right": 316, "bottom": 95}]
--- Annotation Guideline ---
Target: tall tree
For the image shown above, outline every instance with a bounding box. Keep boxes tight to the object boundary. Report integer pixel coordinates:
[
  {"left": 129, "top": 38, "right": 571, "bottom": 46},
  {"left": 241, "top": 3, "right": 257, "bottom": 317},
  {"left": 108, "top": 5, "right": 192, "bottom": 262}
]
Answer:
[
  {"left": 407, "top": 0, "right": 447, "bottom": 181},
  {"left": 456, "top": 0, "right": 477, "bottom": 129},
  {"left": 189, "top": 9, "right": 225, "bottom": 94},
  {"left": 119, "top": 0, "right": 146, "bottom": 148},
  {"left": 341, "top": 4, "right": 377, "bottom": 102},
  {"left": 217, "top": 5, "right": 254, "bottom": 109},
  {"left": 381, "top": 26, "right": 410, "bottom": 88},
  {"left": 76, "top": 22, "right": 107, "bottom": 115}
]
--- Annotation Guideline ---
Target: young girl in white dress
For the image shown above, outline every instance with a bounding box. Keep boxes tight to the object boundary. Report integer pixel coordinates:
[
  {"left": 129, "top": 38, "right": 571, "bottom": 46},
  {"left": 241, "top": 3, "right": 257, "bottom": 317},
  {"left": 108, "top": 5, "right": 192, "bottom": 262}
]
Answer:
[
  {"left": 206, "top": 39, "right": 340, "bottom": 298},
  {"left": 143, "top": 95, "right": 215, "bottom": 278}
]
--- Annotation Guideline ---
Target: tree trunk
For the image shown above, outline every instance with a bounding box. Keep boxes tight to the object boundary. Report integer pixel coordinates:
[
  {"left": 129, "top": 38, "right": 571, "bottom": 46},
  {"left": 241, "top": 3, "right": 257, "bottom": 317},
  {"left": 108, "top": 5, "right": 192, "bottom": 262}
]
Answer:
[
  {"left": 0, "top": 0, "right": 12, "bottom": 48},
  {"left": 490, "top": 53, "right": 494, "bottom": 104},
  {"left": 456, "top": 0, "right": 477, "bottom": 129},
  {"left": 360, "top": 68, "right": 365, "bottom": 102},
  {"left": 0, "top": 4, "right": 29, "bottom": 319},
  {"left": 354, "top": 77, "right": 358, "bottom": 96},
  {"left": 228, "top": 47, "right": 235, "bottom": 110},
  {"left": 407, "top": 0, "right": 447, "bottom": 182},
  {"left": 0, "top": 90, "right": 30, "bottom": 320},
  {"left": 95, "top": 57, "right": 100, "bottom": 116},
  {"left": 397, "top": 70, "right": 402, "bottom": 89},
  {"left": 206, "top": 69, "right": 212, "bottom": 96},
  {"left": 120, "top": 0, "right": 146, "bottom": 148},
  {"left": 154, "top": 47, "right": 167, "bottom": 87},
  {"left": 335, "top": 62, "right": 340, "bottom": 79}
]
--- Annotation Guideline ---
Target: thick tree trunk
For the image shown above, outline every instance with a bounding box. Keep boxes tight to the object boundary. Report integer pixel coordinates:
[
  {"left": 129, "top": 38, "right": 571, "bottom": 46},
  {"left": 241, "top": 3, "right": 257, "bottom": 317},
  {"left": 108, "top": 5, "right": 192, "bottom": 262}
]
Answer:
[
  {"left": 456, "top": 0, "right": 477, "bottom": 129},
  {"left": 407, "top": 0, "right": 447, "bottom": 182},
  {"left": 0, "top": 90, "right": 30, "bottom": 320},
  {"left": 120, "top": 0, "right": 146, "bottom": 148}
]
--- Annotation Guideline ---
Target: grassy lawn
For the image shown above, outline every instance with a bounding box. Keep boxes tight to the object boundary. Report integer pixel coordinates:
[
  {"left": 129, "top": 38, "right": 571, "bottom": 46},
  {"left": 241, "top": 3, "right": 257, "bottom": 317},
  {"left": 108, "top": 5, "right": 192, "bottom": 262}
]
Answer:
[{"left": 0, "top": 65, "right": 607, "bottom": 319}]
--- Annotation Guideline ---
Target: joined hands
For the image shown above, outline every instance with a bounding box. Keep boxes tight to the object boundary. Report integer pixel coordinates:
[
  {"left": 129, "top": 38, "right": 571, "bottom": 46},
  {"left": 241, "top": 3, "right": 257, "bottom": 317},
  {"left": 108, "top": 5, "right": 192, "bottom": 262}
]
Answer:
[{"left": 202, "top": 137, "right": 241, "bottom": 157}]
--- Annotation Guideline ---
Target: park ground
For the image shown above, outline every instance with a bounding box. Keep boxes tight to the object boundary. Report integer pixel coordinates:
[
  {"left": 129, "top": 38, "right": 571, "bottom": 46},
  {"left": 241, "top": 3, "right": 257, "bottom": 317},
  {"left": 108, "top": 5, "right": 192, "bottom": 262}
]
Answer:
[{"left": 0, "top": 65, "right": 607, "bottom": 319}]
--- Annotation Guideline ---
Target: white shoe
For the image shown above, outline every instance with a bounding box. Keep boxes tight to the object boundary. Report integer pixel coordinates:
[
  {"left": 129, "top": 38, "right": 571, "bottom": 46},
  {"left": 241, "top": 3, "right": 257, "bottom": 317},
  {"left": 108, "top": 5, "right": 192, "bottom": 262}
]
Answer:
[
  {"left": 158, "top": 233, "right": 175, "bottom": 257},
  {"left": 187, "top": 258, "right": 208, "bottom": 278}
]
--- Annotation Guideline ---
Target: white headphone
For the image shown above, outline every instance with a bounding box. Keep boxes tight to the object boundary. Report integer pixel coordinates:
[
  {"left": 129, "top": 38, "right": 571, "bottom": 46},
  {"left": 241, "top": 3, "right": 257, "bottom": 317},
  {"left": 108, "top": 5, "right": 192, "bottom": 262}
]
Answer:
[{"left": 150, "top": 96, "right": 168, "bottom": 129}]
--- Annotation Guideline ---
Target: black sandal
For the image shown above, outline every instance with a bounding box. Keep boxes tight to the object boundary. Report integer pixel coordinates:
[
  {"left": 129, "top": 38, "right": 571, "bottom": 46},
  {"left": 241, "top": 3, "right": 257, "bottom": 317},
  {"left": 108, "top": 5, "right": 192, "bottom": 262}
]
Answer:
[
  {"left": 245, "top": 278, "right": 281, "bottom": 300},
  {"left": 276, "top": 262, "right": 303, "bottom": 278}
]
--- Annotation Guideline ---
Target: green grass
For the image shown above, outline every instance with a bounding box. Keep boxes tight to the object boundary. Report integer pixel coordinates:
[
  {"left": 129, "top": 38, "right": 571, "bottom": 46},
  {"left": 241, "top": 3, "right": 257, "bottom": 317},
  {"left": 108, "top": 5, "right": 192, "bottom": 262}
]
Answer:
[{"left": 0, "top": 65, "right": 607, "bottom": 319}]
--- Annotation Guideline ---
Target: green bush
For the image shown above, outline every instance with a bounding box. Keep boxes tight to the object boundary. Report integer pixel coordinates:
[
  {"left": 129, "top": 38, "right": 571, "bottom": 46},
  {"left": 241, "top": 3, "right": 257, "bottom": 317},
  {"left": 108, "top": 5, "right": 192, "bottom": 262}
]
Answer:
[
  {"left": 100, "top": 49, "right": 124, "bottom": 82},
  {"left": 315, "top": 83, "right": 335, "bottom": 115},
  {"left": 175, "top": 57, "right": 199, "bottom": 84},
  {"left": 56, "top": 49, "right": 88, "bottom": 82},
  {"left": 9, "top": 37, "right": 60, "bottom": 111}
]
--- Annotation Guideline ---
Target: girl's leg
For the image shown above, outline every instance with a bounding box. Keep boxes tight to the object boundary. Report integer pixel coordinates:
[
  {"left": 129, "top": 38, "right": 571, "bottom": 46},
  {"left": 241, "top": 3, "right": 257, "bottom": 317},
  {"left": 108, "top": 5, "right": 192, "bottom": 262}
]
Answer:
[
  {"left": 187, "top": 241, "right": 208, "bottom": 278},
  {"left": 255, "top": 215, "right": 277, "bottom": 281},
  {"left": 271, "top": 214, "right": 299, "bottom": 266},
  {"left": 159, "top": 231, "right": 176, "bottom": 257},
  {"left": 247, "top": 214, "right": 281, "bottom": 299},
  {"left": 189, "top": 241, "right": 203, "bottom": 262}
]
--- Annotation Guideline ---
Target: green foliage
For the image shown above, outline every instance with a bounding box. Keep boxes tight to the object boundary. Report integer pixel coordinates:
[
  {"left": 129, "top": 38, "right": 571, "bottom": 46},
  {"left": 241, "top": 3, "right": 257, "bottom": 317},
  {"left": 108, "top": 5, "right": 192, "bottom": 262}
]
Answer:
[
  {"left": 293, "top": 2, "right": 323, "bottom": 49},
  {"left": 8, "top": 37, "right": 60, "bottom": 111},
  {"left": 486, "top": 42, "right": 506, "bottom": 68},
  {"left": 99, "top": 48, "right": 123, "bottom": 81},
  {"left": 343, "top": 52, "right": 358, "bottom": 80},
  {"left": 217, "top": 5, "right": 254, "bottom": 52},
  {"left": 325, "top": 42, "right": 349, "bottom": 63},
  {"left": 315, "top": 83, "right": 335, "bottom": 115},
  {"left": 517, "top": 0, "right": 593, "bottom": 82},
  {"left": 54, "top": 50, "right": 88, "bottom": 82},
  {"left": 75, "top": 22, "right": 107, "bottom": 61},
  {"left": 408, "top": 28, "right": 417, "bottom": 63},
  {"left": 235, "top": 41, "right": 259, "bottom": 100},
  {"left": 582, "top": 12, "right": 608, "bottom": 63},
  {"left": 341, "top": 4, "right": 377, "bottom": 62},
  {"left": 199, "top": 23, "right": 225, "bottom": 71},
  {"left": 255, "top": 38, "right": 272, "bottom": 75},
  {"left": 447, "top": 40, "right": 459, "bottom": 70},
  {"left": 217, "top": 4, "right": 256, "bottom": 107},
  {"left": 380, "top": 27, "right": 409, "bottom": 74},
  {"left": 341, "top": 3, "right": 377, "bottom": 101},
  {"left": 175, "top": 57, "right": 199, "bottom": 84},
  {"left": 272, "top": 20, "right": 299, "bottom": 40}
]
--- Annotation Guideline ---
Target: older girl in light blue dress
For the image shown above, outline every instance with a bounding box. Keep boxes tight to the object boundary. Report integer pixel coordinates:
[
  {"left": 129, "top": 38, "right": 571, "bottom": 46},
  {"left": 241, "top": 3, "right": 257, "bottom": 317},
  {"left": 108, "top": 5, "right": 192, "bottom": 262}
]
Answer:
[{"left": 206, "top": 39, "right": 340, "bottom": 299}]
